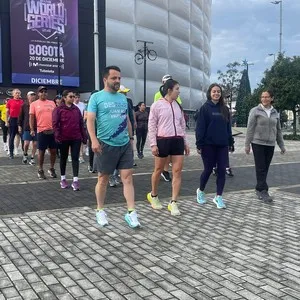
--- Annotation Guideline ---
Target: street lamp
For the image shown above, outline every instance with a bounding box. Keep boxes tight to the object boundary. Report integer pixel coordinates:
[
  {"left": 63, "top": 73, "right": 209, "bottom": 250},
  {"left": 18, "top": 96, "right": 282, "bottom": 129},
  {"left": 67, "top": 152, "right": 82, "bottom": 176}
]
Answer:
[
  {"left": 134, "top": 40, "right": 157, "bottom": 106},
  {"left": 271, "top": 0, "right": 283, "bottom": 54},
  {"left": 268, "top": 53, "right": 276, "bottom": 62}
]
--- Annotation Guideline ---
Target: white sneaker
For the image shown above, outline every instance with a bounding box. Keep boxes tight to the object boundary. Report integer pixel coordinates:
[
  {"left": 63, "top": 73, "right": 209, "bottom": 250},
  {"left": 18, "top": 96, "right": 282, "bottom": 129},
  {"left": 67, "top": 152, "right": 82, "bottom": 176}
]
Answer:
[
  {"left": 3, "top": 143, "right": 8, "bottom": 151},
  {"left": 85, "top": 147, "right": 89, "bottom": 156},
  {"left": 125, "top": 210, "right": 141, "bottom": 228},
  {"left": 96, "top": 210, "right": 108, "bottom": 227},
  {"left": 68, "top": 155, "right": 72, "bottom": 162},
  {"left": 168, "top": 201, "right": 181, "bottom": 216},
  {"left": 79, "top": 157, "right": 85, "bottom": 163}
]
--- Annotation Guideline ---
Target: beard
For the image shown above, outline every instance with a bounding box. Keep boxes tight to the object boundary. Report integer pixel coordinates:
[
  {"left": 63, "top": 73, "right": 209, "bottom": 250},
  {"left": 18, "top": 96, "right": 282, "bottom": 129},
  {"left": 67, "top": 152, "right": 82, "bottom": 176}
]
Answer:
[{"left": 108, "top": 82, "right": 120, "bottom": 92}]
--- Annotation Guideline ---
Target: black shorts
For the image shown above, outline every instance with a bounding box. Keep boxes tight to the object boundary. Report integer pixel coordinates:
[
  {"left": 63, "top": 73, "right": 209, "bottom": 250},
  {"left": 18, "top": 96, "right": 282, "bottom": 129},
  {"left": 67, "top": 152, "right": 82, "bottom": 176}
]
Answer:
[
  {"left": 156, "top": 137, "right": 184, "bottom": 158},
  {"left": 37, "top": 132, "right": 57, "bottom": 151}
]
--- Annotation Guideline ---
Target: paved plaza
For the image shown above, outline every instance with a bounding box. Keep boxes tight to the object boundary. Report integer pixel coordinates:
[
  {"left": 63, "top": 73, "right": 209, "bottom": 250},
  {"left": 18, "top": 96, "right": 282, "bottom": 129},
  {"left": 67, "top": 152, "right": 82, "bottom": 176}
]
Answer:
[{"left": 0, "top": 132, "right": 300, "bottom": 299}]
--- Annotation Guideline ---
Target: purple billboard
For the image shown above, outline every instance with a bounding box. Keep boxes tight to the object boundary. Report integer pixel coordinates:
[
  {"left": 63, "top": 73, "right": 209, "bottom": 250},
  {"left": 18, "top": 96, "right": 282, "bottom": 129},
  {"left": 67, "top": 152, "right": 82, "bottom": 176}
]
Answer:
[{"left": 10, "top": 0, "right": 79, "bottom": 87}]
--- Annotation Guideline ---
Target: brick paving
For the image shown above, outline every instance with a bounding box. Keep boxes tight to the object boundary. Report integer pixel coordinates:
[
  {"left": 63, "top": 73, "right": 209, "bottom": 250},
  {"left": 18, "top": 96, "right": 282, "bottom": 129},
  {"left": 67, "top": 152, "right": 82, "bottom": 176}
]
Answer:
[{"left": 0, "top": 132, "right": 300, "bottom": 299}]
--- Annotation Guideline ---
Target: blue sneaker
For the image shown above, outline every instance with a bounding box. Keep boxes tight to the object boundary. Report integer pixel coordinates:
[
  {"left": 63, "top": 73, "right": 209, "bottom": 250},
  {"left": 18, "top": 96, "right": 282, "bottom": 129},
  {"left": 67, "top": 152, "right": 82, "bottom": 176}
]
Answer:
[
  {"left": 125, "top": 210, "right": 141, "bottom": 228},
  {"left": 213, "top": 195, "right": 226, "bottom": 209},
  {"left": 196, "top": 188, "right": 206, "bottom": 204}
]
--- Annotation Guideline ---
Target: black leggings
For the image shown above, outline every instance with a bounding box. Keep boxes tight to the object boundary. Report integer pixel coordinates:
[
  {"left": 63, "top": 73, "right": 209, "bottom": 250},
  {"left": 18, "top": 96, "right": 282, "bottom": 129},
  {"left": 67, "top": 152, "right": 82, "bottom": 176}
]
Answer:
[
  {"left": 0, "top": 121, "right": 8, "bottom": 143},
  {"left": 136, "top": 128, "right": 148, "bottom": 154},
  {"left": 87, "top": 132, "right": 94, "bottom": 168},
  {"left": 59, "top": 140, "right": 81, "bottom": 177},
  {"left": 8, "top": 118, "right": 18, "bottom": 155}
]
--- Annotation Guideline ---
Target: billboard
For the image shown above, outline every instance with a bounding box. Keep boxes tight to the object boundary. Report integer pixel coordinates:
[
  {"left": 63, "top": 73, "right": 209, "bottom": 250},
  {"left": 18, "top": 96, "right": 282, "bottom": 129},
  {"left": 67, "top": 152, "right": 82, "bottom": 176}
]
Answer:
[
  {"left": 0, "top": 17, "right": 2, "bottom": 83},
  {"left": 10, "top": 0, "right": 79, "bottom": 87}
]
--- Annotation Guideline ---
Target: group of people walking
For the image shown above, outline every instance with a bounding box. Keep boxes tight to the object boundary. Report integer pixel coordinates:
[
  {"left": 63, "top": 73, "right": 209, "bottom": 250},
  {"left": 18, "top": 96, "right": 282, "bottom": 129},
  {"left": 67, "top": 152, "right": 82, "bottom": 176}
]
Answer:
[
  {"left": 0, "top": 65, "right": 285, "bottom": 229},
  {"left": 86, "top": 65, "right": 285, "bottom": 229}
]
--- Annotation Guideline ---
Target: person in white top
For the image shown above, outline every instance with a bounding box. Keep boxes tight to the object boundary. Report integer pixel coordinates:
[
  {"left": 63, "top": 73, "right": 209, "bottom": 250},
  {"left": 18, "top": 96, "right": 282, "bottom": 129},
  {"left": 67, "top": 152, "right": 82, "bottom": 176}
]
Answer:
[{"left": 73, "top": 92, "right": 86, "bottom": 163}]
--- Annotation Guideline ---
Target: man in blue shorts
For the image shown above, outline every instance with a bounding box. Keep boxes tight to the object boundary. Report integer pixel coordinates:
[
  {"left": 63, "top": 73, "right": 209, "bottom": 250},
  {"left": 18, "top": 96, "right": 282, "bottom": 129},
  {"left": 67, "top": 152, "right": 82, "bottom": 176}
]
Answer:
[{"left": 87, "top": 65, "right": 141, "bottom": 228}]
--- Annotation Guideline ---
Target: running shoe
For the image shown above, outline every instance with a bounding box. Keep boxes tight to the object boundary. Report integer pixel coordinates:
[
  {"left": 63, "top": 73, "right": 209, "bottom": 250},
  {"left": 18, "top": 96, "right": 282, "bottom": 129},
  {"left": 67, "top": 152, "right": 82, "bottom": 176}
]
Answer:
[
  {"left": 226, "top": 168, "right": 234, "bottom": 177},
  {"left": 167, "top": 201, "right": 181, "bottom": 216},
  {"left": 29, "top": 158, "right": 35, "bottom": 165},
  {"left": 125, "top": 210, "right": 141, "bottom": 228},
  {"left": 71, "top": 181, "right": 80, "bottom": 191},
  {"left": 147, "top": 193, "right": 163, "bottom": 209},
  {"left": 68, "top": 155, "right": 72, "bottom": 162},
  {"left": 79, "top": 157, "right": 85, "bottom": 164},
  {"left": 109, "top": 176, "right": 117, "bottom": 187},
  {"left": 261, "top": 190, "right": 273, "bottom": 203},
  {"left": 60, "top": 179, "right": 69, "bottom": 189},
  {"left": 196, "top": 188, "right": 207, "bottom": 204},
  {"left": 213, "top": 195, "right": 226, "bottom": 209},
  {"left": 38, "top": 169, "right": 46, "bottom": 180},
  {"left": 22, "top": 154, "right": 28, "bottom": 164},
  {"left": 212, "top": 167, "right": 217, "bottom": 176},
  {"left": 96, "top": 210, "right": 108, "bottom": 227},
  {"left": 48, "top": 168, "right": 57, "bottom": 178},
  {"left": 161, "top": 171, "right": 171, "bottom": 182}
]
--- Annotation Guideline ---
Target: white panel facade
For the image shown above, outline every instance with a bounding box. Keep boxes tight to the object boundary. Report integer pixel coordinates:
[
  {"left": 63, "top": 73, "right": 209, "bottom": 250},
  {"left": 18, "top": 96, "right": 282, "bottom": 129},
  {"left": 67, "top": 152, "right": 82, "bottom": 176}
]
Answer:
[{"left": 106, "top": 0, "right": 212, "bottom": 110}]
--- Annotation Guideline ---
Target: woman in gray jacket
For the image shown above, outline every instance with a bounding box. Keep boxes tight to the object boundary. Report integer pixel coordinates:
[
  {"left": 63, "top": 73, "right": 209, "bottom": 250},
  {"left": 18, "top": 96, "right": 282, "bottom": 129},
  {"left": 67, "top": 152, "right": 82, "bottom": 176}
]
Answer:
[{"left": 245, "top": 90, "right": 286, "bottom": 203}]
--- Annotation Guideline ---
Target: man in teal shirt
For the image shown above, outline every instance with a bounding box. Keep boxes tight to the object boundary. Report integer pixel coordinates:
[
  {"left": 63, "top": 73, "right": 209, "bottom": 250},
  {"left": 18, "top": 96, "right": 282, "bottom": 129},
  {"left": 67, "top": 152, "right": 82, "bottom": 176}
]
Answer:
[{"left": 87, "top": 65, "right": 141, "bottom": 228}]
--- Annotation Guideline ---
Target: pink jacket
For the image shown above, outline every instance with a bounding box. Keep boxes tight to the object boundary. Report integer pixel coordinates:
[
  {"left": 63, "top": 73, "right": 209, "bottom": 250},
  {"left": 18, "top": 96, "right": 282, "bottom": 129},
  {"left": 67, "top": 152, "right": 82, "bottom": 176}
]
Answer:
[{"left": 148, "top": 98, "right": 187, "bottom": 147}]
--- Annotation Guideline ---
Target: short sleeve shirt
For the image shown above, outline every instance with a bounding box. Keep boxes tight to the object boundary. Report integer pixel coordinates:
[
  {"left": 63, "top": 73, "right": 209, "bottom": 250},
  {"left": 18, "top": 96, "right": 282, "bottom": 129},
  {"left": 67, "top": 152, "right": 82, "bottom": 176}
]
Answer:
[
  {"left": 87, "top": 90, "right": 129, "bottom": 146},
  {"left": 29, "top": 99, "right": 56, "bottom": 132},
  {"left": 74, "top": 102, "right": 86, "bottom": 116},
  {"left": 6, "top": 99, "right": 24, "bottom": 118}
]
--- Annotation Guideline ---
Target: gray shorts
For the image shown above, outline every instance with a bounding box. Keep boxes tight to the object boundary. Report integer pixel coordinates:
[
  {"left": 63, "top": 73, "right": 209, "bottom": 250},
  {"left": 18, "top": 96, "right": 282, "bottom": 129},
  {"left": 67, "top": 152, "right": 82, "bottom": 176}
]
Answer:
[{"left": 94, "top": 141, "right": 133, "bottom": 174}]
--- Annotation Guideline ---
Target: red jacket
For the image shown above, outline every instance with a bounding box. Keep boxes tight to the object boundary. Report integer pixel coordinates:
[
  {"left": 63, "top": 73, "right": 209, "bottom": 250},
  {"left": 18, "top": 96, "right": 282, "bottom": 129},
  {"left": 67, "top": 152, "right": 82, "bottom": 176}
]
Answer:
[{"left": 52, "top": 103, "right": 87, "bottom": 143}]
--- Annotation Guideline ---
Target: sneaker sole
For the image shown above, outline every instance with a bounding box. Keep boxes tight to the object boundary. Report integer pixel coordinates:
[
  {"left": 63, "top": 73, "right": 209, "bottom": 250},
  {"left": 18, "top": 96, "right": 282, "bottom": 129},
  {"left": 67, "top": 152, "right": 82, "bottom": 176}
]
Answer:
[
  {"left": 213, "top": 198, "right": 226, "bottom": 209},
  {"left": 161, "top": 174, "right": 171, "bottom": 182},
  {"left": 71, "top": 185, "right": 80, "bottom": 191},
  {"left": 124, "top": 215, "right": 140, "bottom": 228}
]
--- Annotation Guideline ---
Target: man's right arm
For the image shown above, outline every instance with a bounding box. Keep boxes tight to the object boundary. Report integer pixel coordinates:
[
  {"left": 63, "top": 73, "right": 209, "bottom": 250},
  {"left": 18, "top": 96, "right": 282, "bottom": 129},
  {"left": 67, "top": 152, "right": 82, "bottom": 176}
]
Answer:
[{"left": 87, "top": 112, "right": 101, "bottom": 153}]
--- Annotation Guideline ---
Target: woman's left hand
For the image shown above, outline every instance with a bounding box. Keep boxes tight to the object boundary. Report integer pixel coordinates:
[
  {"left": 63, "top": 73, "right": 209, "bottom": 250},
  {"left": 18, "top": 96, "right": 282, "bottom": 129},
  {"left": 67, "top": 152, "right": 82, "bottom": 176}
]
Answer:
[
  {"left": 184, "top": 145, "right": 190, "bottom": 156},
  {"left": 280, "top": 148, "right": 286, "bottom": 155}
]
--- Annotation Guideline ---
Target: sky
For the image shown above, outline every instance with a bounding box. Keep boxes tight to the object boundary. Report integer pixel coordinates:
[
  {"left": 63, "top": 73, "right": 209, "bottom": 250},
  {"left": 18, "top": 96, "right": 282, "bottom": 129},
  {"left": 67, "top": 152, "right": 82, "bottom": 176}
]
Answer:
[{"left": 210, "top": 0, "right": 300, "bottom": 90}]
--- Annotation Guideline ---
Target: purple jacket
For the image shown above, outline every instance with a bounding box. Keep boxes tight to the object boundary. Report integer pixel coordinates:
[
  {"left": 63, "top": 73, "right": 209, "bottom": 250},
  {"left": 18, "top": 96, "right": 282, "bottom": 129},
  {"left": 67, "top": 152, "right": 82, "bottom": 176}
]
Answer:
[{"left": 52, "top": 103, "right": 87, "bottom": 143}]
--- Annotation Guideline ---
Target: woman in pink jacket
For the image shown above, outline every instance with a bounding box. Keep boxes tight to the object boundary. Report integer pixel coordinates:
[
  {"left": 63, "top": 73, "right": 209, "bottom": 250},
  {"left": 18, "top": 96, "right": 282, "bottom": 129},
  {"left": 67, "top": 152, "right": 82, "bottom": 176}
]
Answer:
[{"left": 147, "top": 79, "right": 190, "bottom": 216}]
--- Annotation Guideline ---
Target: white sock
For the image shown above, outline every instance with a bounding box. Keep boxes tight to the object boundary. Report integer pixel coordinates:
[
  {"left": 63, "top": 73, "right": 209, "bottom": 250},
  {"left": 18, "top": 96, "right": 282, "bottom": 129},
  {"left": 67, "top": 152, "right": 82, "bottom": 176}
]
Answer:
[
  {"left": 61, "top": 175, "right": 66, "bottom": 180},
  {"left": 73, "top": 177, "right": 78, "bottom": 182}
]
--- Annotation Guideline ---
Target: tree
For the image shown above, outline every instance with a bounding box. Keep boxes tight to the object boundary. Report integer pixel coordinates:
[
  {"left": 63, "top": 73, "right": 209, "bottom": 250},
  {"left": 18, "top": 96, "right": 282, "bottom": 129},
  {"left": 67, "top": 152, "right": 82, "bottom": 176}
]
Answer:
[
  {"left": 260, "top": 54, "right": 300, "bottom": 135},
  {"left": 217, "top": 62, "right": 241, "bottom": 112},
  {"left": 235, "top": 69, "right": 251, "bottom": 126}
]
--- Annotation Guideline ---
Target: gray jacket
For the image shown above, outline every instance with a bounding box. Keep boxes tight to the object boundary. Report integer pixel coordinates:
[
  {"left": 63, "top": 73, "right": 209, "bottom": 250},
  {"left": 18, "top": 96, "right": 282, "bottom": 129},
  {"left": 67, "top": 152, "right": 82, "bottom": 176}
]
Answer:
[{"left": 245, "top": 105, "right": 285, "bottom": 150}]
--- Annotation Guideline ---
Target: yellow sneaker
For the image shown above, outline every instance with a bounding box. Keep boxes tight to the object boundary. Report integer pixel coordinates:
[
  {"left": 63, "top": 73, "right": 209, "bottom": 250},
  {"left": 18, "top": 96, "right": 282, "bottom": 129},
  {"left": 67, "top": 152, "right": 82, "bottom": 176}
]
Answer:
[
  {"left": 168, "top": 201, "right": 181, "bottom": 216},
  {"left": 147, "top": 193, "right": 163, "bottom": 210}
]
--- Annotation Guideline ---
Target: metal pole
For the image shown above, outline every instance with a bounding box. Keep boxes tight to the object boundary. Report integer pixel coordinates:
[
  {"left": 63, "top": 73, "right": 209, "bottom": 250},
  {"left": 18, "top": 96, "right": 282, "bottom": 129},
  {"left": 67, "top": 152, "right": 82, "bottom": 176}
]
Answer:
[
  {"left": 57, "top": 34, "right": 61, "bottom": 95},
  {"left": 279, "top": 0, "right": 282, "bottom": 53},
  {"left": 94, "top": 0, "right": 100, "bottom": 90},
  {"left": 143, "top": 42, "right": 147, "bottom": 106}
]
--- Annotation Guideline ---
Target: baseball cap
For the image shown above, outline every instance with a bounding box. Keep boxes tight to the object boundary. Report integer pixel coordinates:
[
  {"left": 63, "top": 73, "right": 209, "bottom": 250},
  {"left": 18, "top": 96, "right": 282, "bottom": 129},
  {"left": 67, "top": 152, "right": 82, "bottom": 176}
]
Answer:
[
  {"left": 27, "top": 91, "right": 36, "bottom": 96},
  {"left": 162, "top": 74, "right": 172, "bottom": 83},
  {"left": 118, "top": 85, "right": 130, "bottom": 93},
  {"left": 37, "top": 86, "right": 47, "bottom": 93}
]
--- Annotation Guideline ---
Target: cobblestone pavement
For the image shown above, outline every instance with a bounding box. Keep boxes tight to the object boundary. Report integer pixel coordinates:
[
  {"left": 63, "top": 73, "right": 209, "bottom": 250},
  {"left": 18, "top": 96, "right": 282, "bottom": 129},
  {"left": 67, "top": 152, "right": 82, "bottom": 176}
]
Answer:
[{"left": 0, "top": 132, "right": 300, "bottom": 299}]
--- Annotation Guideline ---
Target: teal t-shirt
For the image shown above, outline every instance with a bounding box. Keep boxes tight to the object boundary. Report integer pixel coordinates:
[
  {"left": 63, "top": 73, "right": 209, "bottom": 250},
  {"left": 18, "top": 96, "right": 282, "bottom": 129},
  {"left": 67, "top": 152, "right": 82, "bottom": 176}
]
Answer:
[{"left": 87, "top": 90, "right": 129, "bottom": 146}]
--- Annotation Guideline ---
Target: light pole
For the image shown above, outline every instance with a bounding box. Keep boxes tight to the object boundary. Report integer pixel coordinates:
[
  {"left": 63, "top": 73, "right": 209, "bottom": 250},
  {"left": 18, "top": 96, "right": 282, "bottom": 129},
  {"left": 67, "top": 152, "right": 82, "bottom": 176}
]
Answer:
[
  {"left": 94, "top": 0, "right": 100, "bottom": 90},
  {"left": 134, "top": 40, "right": 157, "bottom": 106},
  {"left": 268, "top": 53, "right": 276, "bottom": 62},
  {"left": 271, "top": 0, "right": 283, "bottom": 54}
]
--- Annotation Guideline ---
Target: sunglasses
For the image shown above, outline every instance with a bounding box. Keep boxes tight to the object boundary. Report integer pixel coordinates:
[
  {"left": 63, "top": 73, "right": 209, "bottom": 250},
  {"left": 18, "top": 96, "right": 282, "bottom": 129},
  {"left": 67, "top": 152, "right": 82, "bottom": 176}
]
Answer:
[{"left": 40, "top": 90, "right": 47, "bottom": 93}]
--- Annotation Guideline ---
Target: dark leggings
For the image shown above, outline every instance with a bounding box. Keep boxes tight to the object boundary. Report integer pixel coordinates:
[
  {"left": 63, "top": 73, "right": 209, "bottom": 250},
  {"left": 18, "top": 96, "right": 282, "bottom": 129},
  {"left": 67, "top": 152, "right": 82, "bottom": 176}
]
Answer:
[
  {"left": 200, "top": 145, "right": 229, "bottom": 195},
  {"left": 136, "top": 127, "right": 148, "bottom": 154},
  {"left": 8, "top": 118, "right": 18, "bottom": 155},
  {"left": 252, "top": 143, "right": 274, "bottom": 192},
  {"left": 87, "top": 133, "right": 94, "bottom": 168},
  {"left": 1, "top": 122, "right": 8, "bottom": 143},
  {"left": 59, "top": 140, "right": 81, "bottom": 177}
]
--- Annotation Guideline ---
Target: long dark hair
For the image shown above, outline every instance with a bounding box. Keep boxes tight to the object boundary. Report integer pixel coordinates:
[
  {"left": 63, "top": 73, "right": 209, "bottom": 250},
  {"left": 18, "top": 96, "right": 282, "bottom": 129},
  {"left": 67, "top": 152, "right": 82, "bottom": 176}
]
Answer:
[
  {"left": 61, "top": 90, "right": 73, "bottom": 104},
  {"left": 159, "top": 79, "right": 179, "bottom": 98},
  {"left": 206, "top": 83, "right": 229, "bottom": 121}
]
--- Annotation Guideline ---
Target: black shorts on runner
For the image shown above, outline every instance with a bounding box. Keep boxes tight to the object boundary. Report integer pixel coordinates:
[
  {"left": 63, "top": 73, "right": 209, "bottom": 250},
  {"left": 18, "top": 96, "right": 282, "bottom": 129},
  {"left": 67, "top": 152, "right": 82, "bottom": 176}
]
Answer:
[{"left": 156, "top": 137, "right": 184, "bottom": 158}]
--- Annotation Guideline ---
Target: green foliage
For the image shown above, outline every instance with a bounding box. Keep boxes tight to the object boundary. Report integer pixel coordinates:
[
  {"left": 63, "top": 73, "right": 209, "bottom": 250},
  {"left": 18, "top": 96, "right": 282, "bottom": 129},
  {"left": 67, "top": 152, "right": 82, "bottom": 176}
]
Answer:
[
  {"left": 258, "top": 54, "right": 300, "bottom": 135},
  {"left": 283, "top": 134, "right": 300, "bottom": 140},
  {"left": 217, "top": 61, "right": 242, "bottom": 102},
  {"left": 235, "top": 69, "right": 252, "bottom": 126}
]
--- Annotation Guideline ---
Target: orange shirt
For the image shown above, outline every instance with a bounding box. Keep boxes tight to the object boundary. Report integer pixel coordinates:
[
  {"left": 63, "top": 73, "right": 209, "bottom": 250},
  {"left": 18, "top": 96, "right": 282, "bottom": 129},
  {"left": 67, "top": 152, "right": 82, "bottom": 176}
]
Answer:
[{"left": 29, "top": 99, "right": 56, "bottom": 133}]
